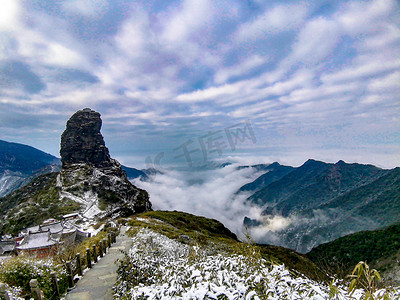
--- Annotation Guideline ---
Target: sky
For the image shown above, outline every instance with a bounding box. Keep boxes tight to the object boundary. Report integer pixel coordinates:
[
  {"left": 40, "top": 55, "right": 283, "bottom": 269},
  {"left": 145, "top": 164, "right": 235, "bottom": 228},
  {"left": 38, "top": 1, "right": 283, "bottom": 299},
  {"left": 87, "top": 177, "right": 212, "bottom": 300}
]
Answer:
[{"left": 0, "top": 0, "right": 399, "bottom": 169}]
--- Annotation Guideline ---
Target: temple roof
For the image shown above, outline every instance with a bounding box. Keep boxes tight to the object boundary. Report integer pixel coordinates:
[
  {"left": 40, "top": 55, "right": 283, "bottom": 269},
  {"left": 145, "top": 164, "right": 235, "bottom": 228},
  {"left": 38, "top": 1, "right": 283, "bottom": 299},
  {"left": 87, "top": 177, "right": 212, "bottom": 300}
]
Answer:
[{"left": 16, "top": 230, "right": 58, "bottom": 250}]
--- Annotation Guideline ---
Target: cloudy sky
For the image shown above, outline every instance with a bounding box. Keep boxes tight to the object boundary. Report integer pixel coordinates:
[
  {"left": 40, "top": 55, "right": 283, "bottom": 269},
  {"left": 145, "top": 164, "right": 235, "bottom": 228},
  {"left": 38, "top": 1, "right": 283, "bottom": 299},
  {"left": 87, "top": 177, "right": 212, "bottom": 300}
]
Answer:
[{"left": 0, "top": 0, "right": 399, "bottom": 169}]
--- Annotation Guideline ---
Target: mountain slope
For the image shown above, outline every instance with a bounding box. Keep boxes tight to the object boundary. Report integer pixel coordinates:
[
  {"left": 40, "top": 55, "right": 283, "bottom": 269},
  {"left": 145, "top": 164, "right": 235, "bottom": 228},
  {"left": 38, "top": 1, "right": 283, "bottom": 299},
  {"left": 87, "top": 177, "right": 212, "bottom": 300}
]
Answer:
[
  {"left": 238, "top": 162, "right": 294, "bottom": 194},
  {"left": 0, "top": 140, "right": 59, "bottom": 173},
  {"left": 124, "top": 210, "right": 327, "bottom": 282},
  {"left": 244, "top": 160, "right": 397, "bottom": 253},
  {"left": 117, "top": 211, "right": 400, "bottom": 298},
  {"left": 0, "top": 140, "right": 61, "bottom": 197},
  {"left": 307, "top": 222, "right": 400, "bottom": 284},
  {"left": 248, "top": 159, "right": 387, "bottom": 215},
  {"left": 0, "top": 172, "right": 80, "bottom": 236},
  {"left": 122, "top": 165, "right": 148, "bottom": 180},
  {"left": 320, "top": 167, "right": 400, "bottom": 225}
]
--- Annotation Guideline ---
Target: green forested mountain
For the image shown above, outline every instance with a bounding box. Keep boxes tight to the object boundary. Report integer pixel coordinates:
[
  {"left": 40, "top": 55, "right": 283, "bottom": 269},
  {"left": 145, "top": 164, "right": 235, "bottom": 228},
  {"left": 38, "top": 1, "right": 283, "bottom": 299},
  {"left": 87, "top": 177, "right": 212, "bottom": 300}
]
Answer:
[
  {"left": 239, "top": 162, "right": 294, "bottom": 194},
  {"left": 242, "top": 160, "right": 399, "bottom": 253},
  {"left": 307, "top": 222, "right": 400, "bottom": 283},
  {"left": 248, "top": 159, "right": 388, "bottom": 215},
  {"left": 0, "top": 172, "right": 80, "bottom": 236}
]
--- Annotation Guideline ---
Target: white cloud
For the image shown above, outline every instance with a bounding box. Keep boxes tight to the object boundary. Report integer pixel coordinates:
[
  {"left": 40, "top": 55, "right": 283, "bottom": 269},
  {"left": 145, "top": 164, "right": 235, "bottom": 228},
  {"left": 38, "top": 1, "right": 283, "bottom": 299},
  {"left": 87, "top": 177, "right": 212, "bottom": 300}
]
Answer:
[
  {"left": 132, "top": 165, "right": 267, "bottom": 236},
  {"left": 177, "top": 68, "right": 314, "bottom": 110},
  {"left": 176, "top": 82, "right": 244, "bottom": 103},
  {"left": 214, "top": 55, "right": 266, "bottom": 84},
  {"left": 321, "top": 59, "right": 400, "bottom": 84},
  {"left": 162, "top": 0, "right": 213, "bottom": 44},
  {"left": 280, "top": 81, "right": 359, "bottom": 104},
  {"left": 259, "top": 69, "right": 314, "bottom": 97},
  {"left": 229, "top": 100, "right": 280, "bottom": 119},
  {"left": 235, "top": 3, "right": 308, "bottom": 41},
  {"left": 288, "top": 17, "right": 340, "bottom": 65},
  {"left": 368, "top": 71, "right": 400, "bottom": 93},
  {"left": 114, "top": 11, "right": 150, "bottom": 58},
  {"left": 357, "top": 24, "right": 400, "bottom": 52},
  {"left": 0, "top": 4, "right": 88, "bottom": 69},
  {"left": 337, "top": 0, "right": 396, "bottom": 36},
  {"left": 44, "top": 43, "right": 84, "bottom": 67},
  {"left": 158, "top": 0, "right": 222, "bottom": 67},
  {"left": 0, "top": 0, "right": 21, "bottom": 31}
]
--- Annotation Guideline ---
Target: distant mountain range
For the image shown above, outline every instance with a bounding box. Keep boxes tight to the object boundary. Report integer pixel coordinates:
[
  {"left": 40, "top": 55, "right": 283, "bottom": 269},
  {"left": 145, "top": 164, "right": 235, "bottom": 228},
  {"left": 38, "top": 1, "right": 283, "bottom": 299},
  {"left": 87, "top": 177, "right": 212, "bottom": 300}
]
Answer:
[
  {"left": 0, "top": 140, "right": 61, "bottom": 198},
  {"left": 241, "top": 159, "right": 400, "bottom": 253},
  {"left": 239, "top": 162, "right": 295, "bottom": 194}
]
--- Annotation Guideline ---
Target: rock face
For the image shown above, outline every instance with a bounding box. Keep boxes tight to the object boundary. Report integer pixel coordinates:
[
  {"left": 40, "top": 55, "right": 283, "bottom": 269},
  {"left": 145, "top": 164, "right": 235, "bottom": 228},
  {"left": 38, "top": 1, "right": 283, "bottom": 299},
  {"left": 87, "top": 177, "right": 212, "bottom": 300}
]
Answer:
[
  {"left": 59, "top": 108, "right": 152, "bottom": 218},
  {"left": 60, "top": 108, "right": 112, "bottom": 168}
]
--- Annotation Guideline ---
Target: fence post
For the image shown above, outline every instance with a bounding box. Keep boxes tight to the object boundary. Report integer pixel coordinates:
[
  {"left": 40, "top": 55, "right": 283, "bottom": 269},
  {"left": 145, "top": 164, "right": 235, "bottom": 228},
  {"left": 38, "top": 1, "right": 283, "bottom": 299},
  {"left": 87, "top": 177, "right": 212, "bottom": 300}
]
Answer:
[
  {"left": 92, "top": 244, "right": 98, "bottom": 263},
  {"left": 86, "top": 248, "right": 92, "bottom": 268},
  {"left": 76, "top": 253, "right": 83, "bottom": 276},
  {"left": 101, "top": 239, "right": 105, "bottom": 254},
  {"left": 66, "top": 261, "right": 74, "bottom": 288},
  {"left": 0, "top": 283, "right": 10, "bottom": 300},
  {"left": 99, "top": 240, "right": 103, "bottom": 257},
  {"left": 29, "top": 279, "right": 42, "bottom": 300},
  {"left": 51, "top": 271, "right": 60, "bottom": 298},
  {"left": 103, "top": 238, "right": 108, "bottom": 252}
]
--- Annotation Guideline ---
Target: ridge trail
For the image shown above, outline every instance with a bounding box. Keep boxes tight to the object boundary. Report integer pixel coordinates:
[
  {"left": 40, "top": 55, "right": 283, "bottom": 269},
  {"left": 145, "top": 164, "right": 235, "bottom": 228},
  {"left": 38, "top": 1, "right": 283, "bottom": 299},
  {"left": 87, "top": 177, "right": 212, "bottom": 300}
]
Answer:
[{"left": 65, "top": 227, "right": 130, "bottom": 300}]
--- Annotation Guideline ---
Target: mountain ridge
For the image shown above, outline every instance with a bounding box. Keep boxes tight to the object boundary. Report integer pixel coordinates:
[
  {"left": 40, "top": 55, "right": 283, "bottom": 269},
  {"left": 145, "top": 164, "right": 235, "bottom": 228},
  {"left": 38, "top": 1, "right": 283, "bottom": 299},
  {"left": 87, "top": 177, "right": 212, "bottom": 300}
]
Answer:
[
  {"left": 242, "top": 159, "right": 398, "bottom": 252},
  {"left": 0, "top": 139, "right": 61, "bottom": 197}
]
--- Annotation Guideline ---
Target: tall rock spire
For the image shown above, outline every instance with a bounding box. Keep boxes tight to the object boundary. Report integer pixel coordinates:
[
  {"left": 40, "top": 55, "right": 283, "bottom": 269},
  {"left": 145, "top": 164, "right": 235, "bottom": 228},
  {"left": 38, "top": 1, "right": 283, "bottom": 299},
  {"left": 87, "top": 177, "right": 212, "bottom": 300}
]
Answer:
[
  {"left": 60, "top": 108, "right": 112, "bottom": 168},
  {"left": 59, "top": 108, "right": 152, "bottom": 218}
]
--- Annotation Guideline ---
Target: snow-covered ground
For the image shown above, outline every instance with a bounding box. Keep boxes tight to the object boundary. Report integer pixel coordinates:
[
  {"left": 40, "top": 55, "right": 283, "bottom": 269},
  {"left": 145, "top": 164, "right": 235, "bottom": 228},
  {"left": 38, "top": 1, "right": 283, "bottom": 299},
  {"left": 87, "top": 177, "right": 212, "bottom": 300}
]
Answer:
[
  {"left": 114, "top": 228, "right": 400, "bottom": 299},
  {"left": 0, "top": 171, "right": 25, "bottom": 198},
  {"left": 58, "top": 169, "right": 102, "bottom": 219}
]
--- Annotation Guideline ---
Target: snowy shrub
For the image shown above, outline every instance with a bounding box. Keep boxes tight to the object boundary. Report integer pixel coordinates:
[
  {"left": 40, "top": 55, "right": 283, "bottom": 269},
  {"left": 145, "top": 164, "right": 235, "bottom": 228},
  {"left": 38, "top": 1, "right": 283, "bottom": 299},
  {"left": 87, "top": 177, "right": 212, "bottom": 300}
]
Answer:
[
  {"left": 0, "top": 257, "right": 68, "bottom": 299},
  {"left": 115, "top": 228, "right": 400, "bottom": 299},
  {"left": 0, "top": 282, "right": 23, "bottom": 300},
  {"left": 115, "top": 229, "right": 330, "bottom": 299}
]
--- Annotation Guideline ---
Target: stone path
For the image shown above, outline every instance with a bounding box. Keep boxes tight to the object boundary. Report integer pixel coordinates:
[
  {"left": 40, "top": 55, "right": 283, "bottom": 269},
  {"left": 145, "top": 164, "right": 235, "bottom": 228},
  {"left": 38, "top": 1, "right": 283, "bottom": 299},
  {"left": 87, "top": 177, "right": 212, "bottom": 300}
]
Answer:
[{"left": 65, "top": 227, "right": 131, "bottom": 300}]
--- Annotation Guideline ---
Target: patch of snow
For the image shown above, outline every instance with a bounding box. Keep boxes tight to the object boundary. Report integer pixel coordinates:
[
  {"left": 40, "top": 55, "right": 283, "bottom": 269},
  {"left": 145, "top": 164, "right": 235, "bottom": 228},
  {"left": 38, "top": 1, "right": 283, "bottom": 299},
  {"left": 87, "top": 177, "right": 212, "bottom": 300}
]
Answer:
[
  {"left": 0, "top": 171, "right": 25, "bottom": 197},
  {"left": 114, "top": 228, "right": 400, "bottom": 300},
  {"left": 56, "top": 174, "right": 62, "bottom": 187},
  {"left": 85, "top": 223, "right": 106, "bottom": 236},
  {"left": 60, "top": 188, "right": 102, "bottom": 219},
  {"left": 81, "top": 191, "right": 102, "bottom": 219}
]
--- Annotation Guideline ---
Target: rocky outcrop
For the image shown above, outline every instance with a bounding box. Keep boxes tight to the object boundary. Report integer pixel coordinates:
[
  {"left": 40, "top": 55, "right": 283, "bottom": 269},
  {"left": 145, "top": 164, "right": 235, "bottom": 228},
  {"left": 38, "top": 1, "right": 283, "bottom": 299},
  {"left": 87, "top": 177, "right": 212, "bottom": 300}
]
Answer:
[
  {"left": 60, "top": 108, "right": 112, "bottom": 168},
  {"left": 59, "top": 108, "right": 152, "bottom": 218}
]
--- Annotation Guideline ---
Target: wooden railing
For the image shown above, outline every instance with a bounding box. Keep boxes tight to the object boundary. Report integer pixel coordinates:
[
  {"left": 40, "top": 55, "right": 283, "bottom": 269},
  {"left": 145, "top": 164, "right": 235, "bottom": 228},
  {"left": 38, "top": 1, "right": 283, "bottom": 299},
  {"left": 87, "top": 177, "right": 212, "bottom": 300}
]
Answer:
[{"left": 0, "top": 231, "right": 117, "bottom": 300}]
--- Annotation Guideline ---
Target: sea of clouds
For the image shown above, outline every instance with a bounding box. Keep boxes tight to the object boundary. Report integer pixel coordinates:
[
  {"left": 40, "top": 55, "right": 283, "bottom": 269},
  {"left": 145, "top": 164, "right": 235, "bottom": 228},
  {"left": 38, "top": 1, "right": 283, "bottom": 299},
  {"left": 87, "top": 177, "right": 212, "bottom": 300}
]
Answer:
[{"left": 131, "top": 161, "right": 294, "bottom": 242}]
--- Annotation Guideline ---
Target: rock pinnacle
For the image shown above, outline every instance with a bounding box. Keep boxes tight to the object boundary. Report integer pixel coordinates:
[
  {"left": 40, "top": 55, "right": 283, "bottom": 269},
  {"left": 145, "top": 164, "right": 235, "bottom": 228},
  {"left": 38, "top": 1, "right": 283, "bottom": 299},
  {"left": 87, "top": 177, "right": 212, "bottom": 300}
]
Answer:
[{"left": 60, "top": 108, "right": 112, "bottom": 168}]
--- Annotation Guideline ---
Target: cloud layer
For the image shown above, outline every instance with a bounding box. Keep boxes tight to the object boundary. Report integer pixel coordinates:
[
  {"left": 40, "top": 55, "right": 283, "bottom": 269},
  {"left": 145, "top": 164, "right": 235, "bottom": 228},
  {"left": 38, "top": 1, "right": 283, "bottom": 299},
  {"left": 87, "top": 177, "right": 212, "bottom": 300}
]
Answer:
[
  {"left": 0, "top": 0, "right": 398, "bottom": 168},
  {"left": 132, "top": 163, "right": 266, "bottom": 236}
]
